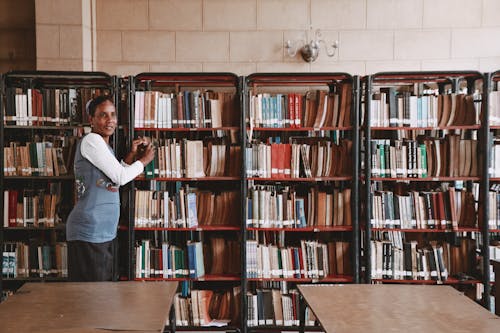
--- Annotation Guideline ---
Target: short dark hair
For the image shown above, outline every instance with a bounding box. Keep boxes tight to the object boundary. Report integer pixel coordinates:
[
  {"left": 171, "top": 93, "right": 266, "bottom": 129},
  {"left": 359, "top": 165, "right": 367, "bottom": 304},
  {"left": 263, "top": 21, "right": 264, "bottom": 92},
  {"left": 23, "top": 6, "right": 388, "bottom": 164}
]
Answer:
[{"left": 87, "top": 95, "right": 114, "bottom": 117}]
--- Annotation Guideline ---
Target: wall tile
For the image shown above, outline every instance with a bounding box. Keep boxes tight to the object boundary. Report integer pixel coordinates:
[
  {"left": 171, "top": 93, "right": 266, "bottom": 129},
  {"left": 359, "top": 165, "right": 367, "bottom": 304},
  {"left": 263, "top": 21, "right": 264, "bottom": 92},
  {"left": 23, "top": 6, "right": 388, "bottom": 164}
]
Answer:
[
  {"left": 203, "top": 62, "right": 257, "bottom": 75},
  {"left": 96, "top": 0, "right": 148, "bottom": 30},
  {"left": 310, "top": 61, "right": 366, "bottom": 75},
  {"left": 96, "top": 62, "right": 149, "bottom": 76},
  {"left": 150, "top": 63, "right": 203, "bottom": 72},
  {"left": 423, "top": 0, "right": 481, "bottom": 28},
  {"left": 479, "top": 57, "right": 500, "bottom": 72},
  {"left": 258, "top": 0, "right": 308, "bottom": 30},
  {"left": 176, "top": 32, "right": 229, "bottom": 62},
  {"left": 36, "top": 24, "right": 60, "bottom": 59},
  {"left": 339, "top": 30, "right": 393, "bottom": 61},
  {"left": 421, "top": 58, "right": 479, "bottom": 71},
  {"left": 395, "top": 30, "right": 450, "bottom": 60},
  {"left": 311, "top": 0, "right": 366, "bottom": 30},
  {"left": 149, "top": 0, "right": 202, "bottom": 31},
  {"left": 452, "top": 28, "right": 500, "bottom": 58},
  {"left": 36, "top": 0, "right": 82, "bottom": 25},
  {"left": 367, "top": 0, "right": 423, "bottom": 29},
  {"left": 123, "top": 31, "right": 175, "bottom": 62},
  {"left": 366, "top": 60, "right": 421, "bottom": 74},
  {"left": 204, "top": 0, "right": 256, "bottom": 31},
  {"left": 482, "top": 0, "right": 500, "bottom": 27},
  {"left": 257, "top": 62, "right": 310, "bottom": 72},
  {"left": 60, "top": 25, "right": 83, "bottom": 59},
  {"left": 230, "top": 31, "right": 282, "bottom": 62},
  {"left": 37, "top": 58, "right": 84, "bottom": 70},
  {"left": 96, "top": 30, "right": 122, "bottom": 62}
]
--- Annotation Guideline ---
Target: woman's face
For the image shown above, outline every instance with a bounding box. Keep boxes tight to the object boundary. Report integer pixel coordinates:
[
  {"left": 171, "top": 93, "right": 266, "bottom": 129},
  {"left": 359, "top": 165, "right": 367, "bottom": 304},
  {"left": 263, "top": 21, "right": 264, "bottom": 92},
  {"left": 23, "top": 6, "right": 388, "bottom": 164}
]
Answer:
[{"left": 91, "top": 100, "right": 117, "bottom": 140}]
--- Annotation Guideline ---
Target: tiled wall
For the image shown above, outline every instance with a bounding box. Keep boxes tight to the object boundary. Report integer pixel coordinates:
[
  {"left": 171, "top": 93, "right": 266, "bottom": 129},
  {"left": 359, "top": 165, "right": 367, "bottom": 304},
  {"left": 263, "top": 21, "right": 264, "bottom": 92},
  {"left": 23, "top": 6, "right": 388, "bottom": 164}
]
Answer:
[
  {"left": 36, "top": 0, "right": 500, "bottom": 75},
  {"left": 0, "top": 0, "right": 36, "bottom": 72}
]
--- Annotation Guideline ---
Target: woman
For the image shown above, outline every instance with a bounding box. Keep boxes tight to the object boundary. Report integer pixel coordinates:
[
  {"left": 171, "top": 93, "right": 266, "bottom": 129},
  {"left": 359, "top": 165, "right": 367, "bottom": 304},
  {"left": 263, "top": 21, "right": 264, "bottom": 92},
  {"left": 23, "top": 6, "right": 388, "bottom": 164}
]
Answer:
[{"left": 66, "top": 95, "right": 155, "bottom": 281}]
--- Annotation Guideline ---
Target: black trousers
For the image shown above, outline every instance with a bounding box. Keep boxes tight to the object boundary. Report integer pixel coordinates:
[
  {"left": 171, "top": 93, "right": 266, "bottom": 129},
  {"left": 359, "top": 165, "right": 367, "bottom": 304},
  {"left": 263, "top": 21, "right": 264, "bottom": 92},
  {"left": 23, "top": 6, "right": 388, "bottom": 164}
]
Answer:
[{"left": 67, "top": 238, "right": 118, "bottom": 282}]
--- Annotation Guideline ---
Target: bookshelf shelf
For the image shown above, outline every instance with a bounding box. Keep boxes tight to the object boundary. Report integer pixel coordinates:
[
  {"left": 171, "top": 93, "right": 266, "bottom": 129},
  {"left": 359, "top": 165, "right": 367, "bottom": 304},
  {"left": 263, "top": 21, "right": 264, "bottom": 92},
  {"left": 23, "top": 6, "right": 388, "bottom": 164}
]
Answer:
[
  {"left": 3, "top": 226, "right": 66, "bottom": 231},
  {"left": 247, "top": 226, "right": 353, "bottom": 232},
  {"left": 135, "top": 176, "right": 240, "bottom": 181},
  {"left": 371, "top": 227, "right": 480, "bottom": 233},
  {"left": 247, "top": 275, "right": 353, "bottom": 283},
  {"left": 370, "top": 177, "right": 481, "bottom": 182},
  {"left": 135, "top": 126, "right": 239, "bottom": 132},
  {"left": 372, "top": 278, "right": 481, "bottom": 285},
  {"left": 134, "top": 226, "right": 240, "bottom": 231},
  {"left": 135, "top": 274, "right": 241, "bottom": 282},
  {"left": 370, "top": 125, "right": 480, "bottom": 131},
  {"left": 249, "top": 126, "right": 353, "bottom": 131},
  {"left": 247, "top": 176, "right": 352, "bottom": 182},
  {"left": 4, "top": 175, "right": 75, "bottom": 180},
  {"left": 4, "top": 125, "right": 88, "bottom": 130}
]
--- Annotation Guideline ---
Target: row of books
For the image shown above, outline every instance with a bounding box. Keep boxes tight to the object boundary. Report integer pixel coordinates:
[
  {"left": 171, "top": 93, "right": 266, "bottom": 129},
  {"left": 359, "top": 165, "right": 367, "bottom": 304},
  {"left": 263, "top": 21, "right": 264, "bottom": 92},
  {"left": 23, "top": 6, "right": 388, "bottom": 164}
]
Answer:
[
  {"left": 5, "top": 87, "right": 101, "bottom": 126},
  {"left": 246, "top": 138, "right": 352, "bottom": 178},
  {"left": 488, "top": 139, "right": 500, "bottom": 177},
  {"left": 134, "top": 90, "right": 237, "bottom": 128},
  {"left": 247, "top": 85, "right": 352, "bottom": 128},
  {"left": 371, "top": 187, "right": 476, "bottom": 230},
  {"left": 3, "top": 139, "right": 76, "bottom": 176},
  {"left": 369, "top": 90, "right": 479, "bottom": 128},
  {"left": 370, "top": 238, "right": 476, "bottom": 281},
  {"left": 489, "top": 243, "right": 500, "bottom": 281},
  {"left": 173, "top": 287, "right": 240, "bottom": 327},
  {"left": 143, "top": 138, "right": 241, "bottom": 178},
  {"left": 246, "top": 240, "right": 351, "bottom": 279},
  {"left": 3, "top": 186, "right": 62, "bottom": 228},
  {"left": 134, "top": 238, "right": 240, "bottom": 278},
  {"left": 370, "top": 136, "right": 478, "bottom": 178},
  {"left": 486, "top": 189, "right": 500, "bottom": 229},
  {"left": 2, "top": 242, "right": 68, "bottom": 278},
  {"left": 134, "top": 188, "right": 239, "bottom": 228},
  {"left": 246, "top": 288, "right": 316, "bottom": 327},
  {"left": 488, "top": 90, "right": 500, "bottom": 125},
  {"left": 247, "top": 185, "right": 351, "bottom": 228}
]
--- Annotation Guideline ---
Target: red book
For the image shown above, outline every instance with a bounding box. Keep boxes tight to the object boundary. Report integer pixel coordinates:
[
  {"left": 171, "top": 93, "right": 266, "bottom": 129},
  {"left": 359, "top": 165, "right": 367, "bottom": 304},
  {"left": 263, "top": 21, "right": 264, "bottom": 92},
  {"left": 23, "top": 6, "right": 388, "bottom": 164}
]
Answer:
[
  {"left": 8, "top": 190, "right": 18, "bottom": 227},
  {"left": 288, "top": 93, "right": 295, "bottom": 128},
  {"left": 295, "top": 94, "right": 302, "bottom": 128},
  {"left": 270, "top": 143, "right": 279, "bottom": 178},
  {"left": 283, "top": 143, "right": 292, "bottom": 178}
]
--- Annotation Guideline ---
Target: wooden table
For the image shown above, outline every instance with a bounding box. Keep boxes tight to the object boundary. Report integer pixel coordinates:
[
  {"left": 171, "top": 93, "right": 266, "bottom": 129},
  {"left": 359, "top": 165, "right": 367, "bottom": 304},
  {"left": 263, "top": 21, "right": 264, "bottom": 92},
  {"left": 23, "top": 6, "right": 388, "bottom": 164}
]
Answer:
[
  {"left": 0, "top": 281, "right": 177, "bottom": 333},
  {"left": 493, "top": 259, "right": 500, "bottom": 316},
  {"left": 298, "top": 284, "right": 500, "bottom": 333}
]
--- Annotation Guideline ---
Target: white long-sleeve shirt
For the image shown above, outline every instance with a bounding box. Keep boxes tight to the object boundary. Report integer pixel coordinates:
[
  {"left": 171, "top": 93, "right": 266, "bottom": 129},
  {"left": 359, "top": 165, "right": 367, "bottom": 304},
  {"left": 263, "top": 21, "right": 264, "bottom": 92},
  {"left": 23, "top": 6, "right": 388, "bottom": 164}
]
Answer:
[{"left": 80, "top": 132, "right": 144, "bottom": 186}]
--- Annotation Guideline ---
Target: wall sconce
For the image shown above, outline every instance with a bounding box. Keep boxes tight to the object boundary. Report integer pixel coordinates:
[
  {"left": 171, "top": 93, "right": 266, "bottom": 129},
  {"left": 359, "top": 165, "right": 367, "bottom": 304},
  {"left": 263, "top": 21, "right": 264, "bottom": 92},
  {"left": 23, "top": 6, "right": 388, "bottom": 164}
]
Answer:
[{"left": 285, "top": 28, "right": 339, "bottom": 63}]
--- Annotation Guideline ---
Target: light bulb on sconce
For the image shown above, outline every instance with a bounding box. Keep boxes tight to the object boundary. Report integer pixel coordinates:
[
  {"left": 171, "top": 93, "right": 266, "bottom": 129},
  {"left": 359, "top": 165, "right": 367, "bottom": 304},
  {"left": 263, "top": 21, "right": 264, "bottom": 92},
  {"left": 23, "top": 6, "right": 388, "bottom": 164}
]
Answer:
[{"left": 285, "top": 28, "right": 339, "bottom": 63}]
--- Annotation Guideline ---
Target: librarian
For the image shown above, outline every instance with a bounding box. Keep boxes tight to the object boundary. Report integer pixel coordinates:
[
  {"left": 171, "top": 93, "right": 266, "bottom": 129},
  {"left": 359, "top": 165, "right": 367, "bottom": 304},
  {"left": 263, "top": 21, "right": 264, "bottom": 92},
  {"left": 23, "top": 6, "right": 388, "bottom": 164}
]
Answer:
[{"left": 66, "top": 95, "right": 155, "bottom": 281}]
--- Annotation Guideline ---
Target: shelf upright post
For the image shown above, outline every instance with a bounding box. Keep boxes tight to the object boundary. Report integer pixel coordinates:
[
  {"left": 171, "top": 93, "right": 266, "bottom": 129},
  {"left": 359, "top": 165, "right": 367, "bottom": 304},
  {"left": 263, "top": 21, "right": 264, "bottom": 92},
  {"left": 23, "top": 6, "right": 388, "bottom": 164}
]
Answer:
[
  {"left": 240, "top": 75, "right": 248, "bottom": 333},
  {"left": 352, "top": 75, "right": 361, "bottom": 283},
  {"left": 128, "top": 75, "right": 136, "bottom": 280},
  {"left": 481, "top": 72, "right": 491, "bottom": 310},
  {"left": 364, "top": 75, "right": 373, "bottom": 284}
]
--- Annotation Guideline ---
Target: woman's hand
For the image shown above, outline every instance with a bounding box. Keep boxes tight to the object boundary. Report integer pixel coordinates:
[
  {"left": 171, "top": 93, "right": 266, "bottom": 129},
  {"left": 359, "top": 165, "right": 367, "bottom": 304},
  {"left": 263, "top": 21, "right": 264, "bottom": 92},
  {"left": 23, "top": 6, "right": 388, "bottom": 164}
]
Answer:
[{"left": 139, "top": 143, "right": 155, "bottom": 166}]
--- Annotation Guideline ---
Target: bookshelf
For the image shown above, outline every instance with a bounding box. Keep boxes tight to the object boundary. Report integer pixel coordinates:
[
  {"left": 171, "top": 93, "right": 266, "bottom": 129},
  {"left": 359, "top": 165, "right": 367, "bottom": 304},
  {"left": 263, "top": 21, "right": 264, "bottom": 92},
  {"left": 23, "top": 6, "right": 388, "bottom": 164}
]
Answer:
[
  {"left": 0, "top": 70, "right": 116, "bottom": 300},
  {"left": 484, "top": 69, "right": 500, "bottom": 313},
  {"left": 123, "top": 72, "right": 243, "bottom": 331},
  {"left": 362, "top": 71, "right": 489, "bottom": 307},
  {"left": 243, "top": 73, "right": 360, "bottom": 332}
]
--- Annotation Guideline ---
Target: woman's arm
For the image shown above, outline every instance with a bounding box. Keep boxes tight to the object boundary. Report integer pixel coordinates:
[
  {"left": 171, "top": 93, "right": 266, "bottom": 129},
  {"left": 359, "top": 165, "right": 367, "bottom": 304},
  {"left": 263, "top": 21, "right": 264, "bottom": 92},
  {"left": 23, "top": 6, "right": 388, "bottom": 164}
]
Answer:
[{"left": 80, "top": 133, "right": 144, "bottom": 186}]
